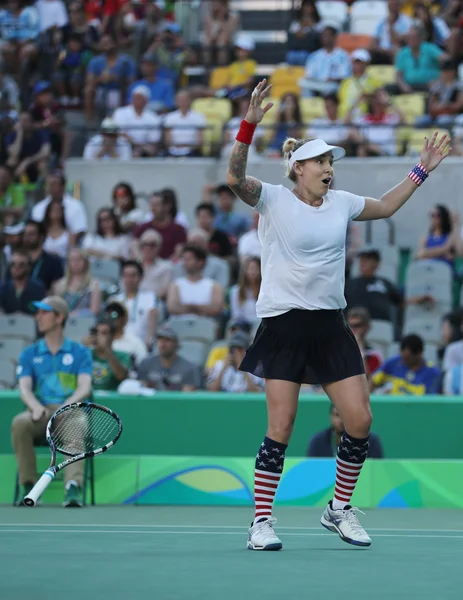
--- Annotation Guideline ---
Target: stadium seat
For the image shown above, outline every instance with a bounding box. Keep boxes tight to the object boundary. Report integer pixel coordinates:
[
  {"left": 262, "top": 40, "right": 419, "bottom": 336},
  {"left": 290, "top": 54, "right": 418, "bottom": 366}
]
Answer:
[
  {"left": 0, "top": 315, "right": 36, "bottom": 343},
  {"left": 269, "top": 66, "right": 305, "bottom": 98},
  {"left": 403, "top": 316, "right": 442, "bottom": 344},
  {"left": 405, "top": 302, "right": 450, "bottom": 327},
  {"left": 201, "top": 116, "right": 225, "bottom": 156},
  {"left": 391, "top": 94, "right": 426, "bottom": 124},
  {"left": 316, "top": 1, "right": 349, "bottom": 31},
  {"left": 0, "top": 339, "right": 27, "bottom": 366},
  {"left": 300, "top": 97, "right": 326, "bottom": 123},
  {"left": 167, "top": 316, "right": 217, "bottom": 344},
  {"left": 0, "top": 360, "right": 17, "bottom": 388},
  {"left": 367, "top": 65, "right": 397, "bottom": 86},
  {"left": 337, "top": 33, "right": 373, "bottom": 53},
  {"left": 192, "top": 98, "right": 232, "bottom": 124},
  {"left": 406, "top": 259, "right": 453, "bottom": 288},
  {"left": 90, "top": 258, "right": 121, "bottom": 286},
  {"left": 65, "top": 316, "right": 96, "bottom": 343},
  {"left": 350, "top": 1, "right": 388, "bottom": 35},
  {"left": 177, "top": 339, "right": 210, "bottom": 368},
  {"left": 368, "top": 320, "right": 394, "bottom": 358},
  {"left": 405, "top": 127, "right": 451, "bottom": 155}
]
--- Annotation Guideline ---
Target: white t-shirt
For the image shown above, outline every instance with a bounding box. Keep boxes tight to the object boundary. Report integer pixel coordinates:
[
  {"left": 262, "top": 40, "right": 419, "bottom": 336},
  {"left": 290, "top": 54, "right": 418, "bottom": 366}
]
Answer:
[
  {"left": 208, "top": 360, "right": 264, "bottom": 392},
  {"left": 36, "top": 0, "right": 68, "bottom": 31},
  {"left": 82, "top": 233, "right": 130, "bottom": 260},
  {"left": 112, "top": 332, "right": 147, "bottom": 365},
  {"left": 238, "top": 229, "right": 261, "bottom": 259},
  {"left": 83, "top": 135, "right": 132, "bottom": 161},
  {"left": 32, "top": 194, "right": 88, "bottom": 235},
  {"left": 163, "top": 109, "right": 206, "bottom": 156},
  {"left": 229, "top": 285, "right": 258, "bottom": 323},
  {"left": 112, "top": 105, "right": 162, "bottom": 145},
  {"left": 112, "top": 291, "right": 157, "bottom": 340},
  {"left": 254, "top": 183, "right": 365, "bottom": 317},
  {"left": 43, "top": 230, "right": 70, "bottom": 259}
]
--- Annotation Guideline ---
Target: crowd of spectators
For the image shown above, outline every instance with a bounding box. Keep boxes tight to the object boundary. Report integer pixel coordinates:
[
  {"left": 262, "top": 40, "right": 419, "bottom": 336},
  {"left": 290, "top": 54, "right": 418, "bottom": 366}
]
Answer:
[
  {"left": 0, "top": 0, "right": 462, "bottom": 399},
  {"left": 0, "top": 169, "right": 462, "bottom": 398}
]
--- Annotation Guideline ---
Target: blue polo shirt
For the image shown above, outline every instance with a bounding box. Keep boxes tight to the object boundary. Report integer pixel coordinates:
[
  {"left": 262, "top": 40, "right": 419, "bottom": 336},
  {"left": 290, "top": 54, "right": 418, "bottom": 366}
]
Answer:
[{"left": 17, "top": 338, "right": 93, "bottom": 406}]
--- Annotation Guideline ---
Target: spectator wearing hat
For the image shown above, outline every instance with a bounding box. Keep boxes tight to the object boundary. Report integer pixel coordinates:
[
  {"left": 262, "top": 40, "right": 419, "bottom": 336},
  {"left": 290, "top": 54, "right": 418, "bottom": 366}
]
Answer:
[
  {"left": 337, "top": 50, "right": 381, "bottom": 120},
  {"left": 207, "top": 331, "right": 264, "bottom": 392},
  {"left": 137, "top": 326, "right": 202, "bottom": 391},
  {"left": 299, "top": 24, "right": 351, "bottom": 97},
  {"left": 29, "top": 81, "right": 66, "bottom": 168},
  {"left": 5, "top": 111, "right": 50, "bottom": 183},
  {"left": 83, "top": 118, "right": 132, "bottom": 161},
  {"left": 112, "top": 85, "right": 162, "bottom": 158},
  {"left": 0, "top": 247, "right": 45, "bottom": 314},
  {"left": 12, "top": 295, "right": 92, "bottom": 507},
  {"left": 104, "top": 300, "right": 148, "bottom": 365},
  {"left": 223, "top": 34, "right": 257, "bottom": 100},
  {"left": 163, "top": 89, "right": 206, "bottom": 157},
  {"left": 126, "top": 53, "right": 175, "bottom": 113},
  {"left": 31, "top": 171, "right": 88, "bottom": 243},
  {"left": 3, "top": 222, "right": 24, "bottom": 263},
  {"left": 84, "top": 33, "right": 136, "bottom": 122},
  {"left": 205, "top": 318, "right": 252, "bottom": 374},
  {"left": 345, "top": 247, "right": 402, "bottom": 322}
]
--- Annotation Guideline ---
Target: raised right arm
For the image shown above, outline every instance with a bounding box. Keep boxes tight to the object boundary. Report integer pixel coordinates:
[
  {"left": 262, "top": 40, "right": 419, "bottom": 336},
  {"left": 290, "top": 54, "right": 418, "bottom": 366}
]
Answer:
[{"left": 225, "top": 79, "right": 273, "bottom": 208}]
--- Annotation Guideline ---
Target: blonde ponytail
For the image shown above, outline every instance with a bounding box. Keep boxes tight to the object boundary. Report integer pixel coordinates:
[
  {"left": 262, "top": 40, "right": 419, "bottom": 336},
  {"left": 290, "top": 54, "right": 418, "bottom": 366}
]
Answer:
[{"left": 282, "top": 137, "right": 316, "bottom": 182}]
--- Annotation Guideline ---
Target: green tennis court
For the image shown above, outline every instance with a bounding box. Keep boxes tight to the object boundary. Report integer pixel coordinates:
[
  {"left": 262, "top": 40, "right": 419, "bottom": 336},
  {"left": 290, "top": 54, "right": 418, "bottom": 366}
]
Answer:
[{"left": 1, "top": 506, "right": 461, "bottom": 600}]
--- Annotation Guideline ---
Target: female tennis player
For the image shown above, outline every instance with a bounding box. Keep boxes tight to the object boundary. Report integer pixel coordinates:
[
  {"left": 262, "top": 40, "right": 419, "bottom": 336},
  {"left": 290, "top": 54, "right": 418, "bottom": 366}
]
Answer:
[{"left": 226, "top": 79, "right": 451, "bottom": 551}]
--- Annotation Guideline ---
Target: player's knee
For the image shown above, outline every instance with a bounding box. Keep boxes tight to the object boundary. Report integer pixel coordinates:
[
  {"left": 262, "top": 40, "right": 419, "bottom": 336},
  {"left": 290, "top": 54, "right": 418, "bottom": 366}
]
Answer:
[
  {"left": 347, "top": 407, "right": 372, "bottom": 438},
  {"left": 268, "top": 416, "right": 296, "bottom": 445},
  {"left": 11, "top": 412, "right": 32, "bottom": 434}
]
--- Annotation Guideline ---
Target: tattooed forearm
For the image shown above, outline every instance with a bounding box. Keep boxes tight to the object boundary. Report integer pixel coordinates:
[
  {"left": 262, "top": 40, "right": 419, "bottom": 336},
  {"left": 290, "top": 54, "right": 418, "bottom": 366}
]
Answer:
[
  {"left": 228, "top": 142, "right": 250, "bottom": 182},
  {"left": 226, "top": 141, "right": 262, "bottom": 206}
]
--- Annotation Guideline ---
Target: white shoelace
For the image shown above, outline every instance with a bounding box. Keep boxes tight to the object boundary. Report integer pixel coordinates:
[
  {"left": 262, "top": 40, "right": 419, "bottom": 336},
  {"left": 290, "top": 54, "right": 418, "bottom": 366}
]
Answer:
[
  {"left": 339, "top": 507, "right": 366, "bottom": 534},
  {"left": 254, "top": 516, "right": 277, "bottom": 531}
]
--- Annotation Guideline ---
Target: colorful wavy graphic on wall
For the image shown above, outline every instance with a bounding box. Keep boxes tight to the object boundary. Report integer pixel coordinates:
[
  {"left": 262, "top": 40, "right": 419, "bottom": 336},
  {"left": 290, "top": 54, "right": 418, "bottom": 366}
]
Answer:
[{"left": 1, "top": 455, "right": 462, "bottom": 508}]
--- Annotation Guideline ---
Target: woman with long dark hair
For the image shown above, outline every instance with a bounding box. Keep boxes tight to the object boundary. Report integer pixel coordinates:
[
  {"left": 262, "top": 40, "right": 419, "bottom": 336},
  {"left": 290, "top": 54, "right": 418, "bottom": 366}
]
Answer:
[
  {"left": 415, "top": 204, "right": 456, "bottom": 265},
  {"left": 111, "top": 182, "right": 146, "bottom": 232},
  {"left": 42, "top": 199, "right": 71, "bottom": 260},
  {"left": 82, "top": 207, "right": 130, "bottom": 261}
]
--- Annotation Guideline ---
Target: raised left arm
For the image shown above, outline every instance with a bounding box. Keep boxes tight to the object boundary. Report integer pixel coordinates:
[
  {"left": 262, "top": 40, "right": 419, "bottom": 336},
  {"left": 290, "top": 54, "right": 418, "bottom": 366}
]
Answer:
[{"left": 355, "top": 131, "right": 451, "bottom": 222}]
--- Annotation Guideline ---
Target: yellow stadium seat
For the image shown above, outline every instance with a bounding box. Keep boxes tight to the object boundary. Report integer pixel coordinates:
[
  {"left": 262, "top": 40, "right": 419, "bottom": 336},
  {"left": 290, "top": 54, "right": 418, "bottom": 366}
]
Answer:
[
  {"left": 391, "top": 93, "right": 426, "bottom": 124},
  {"left": 405, "top": 127, "right": 451, "bottom": 155},
  {"left": 202, "top": 116, "right": 225, "bottom": 157},
  {"left": 269, "top": 66, "right": 305, "bottom": 98},
  {"left": 261, "top": 96, "right": 279, "bottom": 143},
  {"left": 192, "top": 98, "right": 232, "bottom": 124},
  {"left": 367, "top": 65, "right": 397, "bottom": 86},
  {"left": 209, "top": 66, "right": 230, "bottom": 90},
  {"left": 300, "top": 97, "right": 326, "bottom": 124},
  {"left": 395, "top": 126, "right": 413, "bottom": 155}
]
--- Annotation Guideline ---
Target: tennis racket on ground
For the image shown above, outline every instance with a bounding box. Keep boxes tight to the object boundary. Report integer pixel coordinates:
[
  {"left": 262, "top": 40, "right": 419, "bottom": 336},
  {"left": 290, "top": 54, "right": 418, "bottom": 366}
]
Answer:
[{"left": 24, "top": 402, "right": 123, "bottom": 507}]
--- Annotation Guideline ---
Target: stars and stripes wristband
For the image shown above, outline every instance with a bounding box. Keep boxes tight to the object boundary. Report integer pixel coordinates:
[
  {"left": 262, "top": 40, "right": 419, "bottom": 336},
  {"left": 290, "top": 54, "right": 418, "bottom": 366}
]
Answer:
[
  {"left": 408, "top": 163, "right": 429, "bottom": 186},
  {"left": 236, "top": 120, "right": 257, "bottom": 145}
]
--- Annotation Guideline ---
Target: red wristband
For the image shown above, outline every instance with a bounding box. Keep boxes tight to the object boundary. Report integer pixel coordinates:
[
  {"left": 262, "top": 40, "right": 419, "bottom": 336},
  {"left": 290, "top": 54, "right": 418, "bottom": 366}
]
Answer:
[{"left": 236, "top": 119, "right": 257, "bottom": 145}]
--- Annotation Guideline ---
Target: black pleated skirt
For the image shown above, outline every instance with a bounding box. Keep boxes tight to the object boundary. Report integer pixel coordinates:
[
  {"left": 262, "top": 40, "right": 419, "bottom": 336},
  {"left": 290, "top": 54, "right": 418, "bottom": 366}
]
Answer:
[{"left": 239, "top": 309, "right": 365, "bottom": 385}]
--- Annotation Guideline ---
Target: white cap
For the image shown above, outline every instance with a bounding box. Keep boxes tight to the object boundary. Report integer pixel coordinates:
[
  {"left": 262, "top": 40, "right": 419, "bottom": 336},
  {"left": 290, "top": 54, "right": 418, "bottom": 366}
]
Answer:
[
  {"left": 131, "top": 84, "right": 150, "bottom": 99},
  {"left": 351, "top": 49, "right": 371, "bottom": 63},
  {"left": 288, "top": 139, "right": 345, "bottom": 168},
  {"left": 234, "top": 34, "right": 255, "bottom": 52},
  {"left": 100, "top": 118, "right": 118, "bottom": 132}
]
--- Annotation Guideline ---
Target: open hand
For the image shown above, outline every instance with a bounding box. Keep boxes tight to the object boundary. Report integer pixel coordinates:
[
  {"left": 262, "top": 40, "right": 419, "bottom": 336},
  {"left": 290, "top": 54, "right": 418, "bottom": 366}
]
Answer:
[
  {"left": 244, "top": 79, "right": 273, "bottom": 125},
  {"left": 420, "top": 131, "right": 451, "bottom": 172}
]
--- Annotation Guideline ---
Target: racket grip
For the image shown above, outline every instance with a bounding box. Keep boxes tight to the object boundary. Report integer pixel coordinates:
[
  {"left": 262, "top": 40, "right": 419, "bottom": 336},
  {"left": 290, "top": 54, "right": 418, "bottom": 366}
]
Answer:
[{"left": 24, "top": 469, "right": 55, "bottom": 507}]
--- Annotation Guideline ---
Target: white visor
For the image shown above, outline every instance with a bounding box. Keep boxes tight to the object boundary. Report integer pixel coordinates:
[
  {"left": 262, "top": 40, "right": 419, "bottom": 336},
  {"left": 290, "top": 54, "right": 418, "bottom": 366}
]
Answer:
[{"left": 288, "top": 139, "right": 345, "bottom": 169}]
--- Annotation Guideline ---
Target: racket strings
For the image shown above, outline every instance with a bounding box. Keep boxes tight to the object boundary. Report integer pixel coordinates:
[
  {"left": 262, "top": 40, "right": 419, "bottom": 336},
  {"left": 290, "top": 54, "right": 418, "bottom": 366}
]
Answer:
[{"left": 50, "top": 405, "right": 120, "bottom": 455}]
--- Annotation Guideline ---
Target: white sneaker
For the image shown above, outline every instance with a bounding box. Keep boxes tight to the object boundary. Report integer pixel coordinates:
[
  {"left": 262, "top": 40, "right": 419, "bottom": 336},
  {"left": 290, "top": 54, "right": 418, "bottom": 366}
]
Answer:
[
  {"left": 247, "top": 517, "right": 283, "bottom": 551},
  {"left": 320, "top": 502, "right": 371, "bottom": 547}
]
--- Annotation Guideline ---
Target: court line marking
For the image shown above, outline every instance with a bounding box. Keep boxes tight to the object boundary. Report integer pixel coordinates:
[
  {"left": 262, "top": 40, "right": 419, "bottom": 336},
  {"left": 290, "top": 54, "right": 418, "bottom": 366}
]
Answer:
[
  {"left": 1, "top": 523, "right": 463, "bottom": 534},
  {"left": 0, "top": 529, "right": 462, "bottom": 539}
]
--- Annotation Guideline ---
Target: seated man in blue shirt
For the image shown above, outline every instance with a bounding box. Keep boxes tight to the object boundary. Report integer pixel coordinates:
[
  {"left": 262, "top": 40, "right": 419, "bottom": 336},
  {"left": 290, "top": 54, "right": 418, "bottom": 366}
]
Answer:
[
  {"left": 126, "top": 53, "right": 175, "bottom": 113},
  {"left": 307, "top": 404, "right": 384, "bottom": 458},
  {"left": 12, "top": 296, "right": 93, "bottom": 507},
  {"left": 371, "top": 334, "right": 441, "bottom": 395}
]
